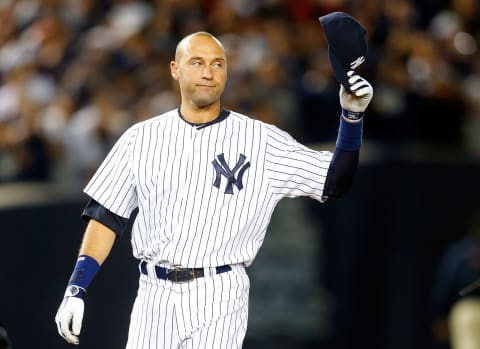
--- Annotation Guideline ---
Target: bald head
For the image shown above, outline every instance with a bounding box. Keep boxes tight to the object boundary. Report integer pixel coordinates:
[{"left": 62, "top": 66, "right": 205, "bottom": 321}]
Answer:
[
  {"left": 175, "top": 32, "right": 226, "bottom": 63},
  {"left": 170, "top": 31, "right": 228, "bottom": 117}
]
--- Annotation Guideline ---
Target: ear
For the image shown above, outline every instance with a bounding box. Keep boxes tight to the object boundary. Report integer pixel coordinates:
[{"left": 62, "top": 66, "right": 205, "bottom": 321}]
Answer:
[{"left": 170, "top": 61, "right": 179, "bottom": 80}]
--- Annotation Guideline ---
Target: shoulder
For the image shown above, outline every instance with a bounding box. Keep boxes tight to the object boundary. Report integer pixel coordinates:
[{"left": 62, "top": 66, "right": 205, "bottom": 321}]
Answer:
[
  {"left": 227, "top": 110, "right": 253, "bottom": 122},
  {"left": 227, "top": 110, "right": 294, "bottom": 141},
  {"left": 125, "top": 109, "right": 177, "bottom": 136},
  {"left": 114, "top": 109, "right": 177, "bottom": 146},
  {"left": 134, "top": 109, "right": 177, "bottom": 129}
]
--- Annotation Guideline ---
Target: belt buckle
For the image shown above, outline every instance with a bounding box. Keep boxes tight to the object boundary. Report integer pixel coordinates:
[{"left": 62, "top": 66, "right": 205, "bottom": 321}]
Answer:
[{"left": 167, "top": 267, "right": 195, "bottom": 283}]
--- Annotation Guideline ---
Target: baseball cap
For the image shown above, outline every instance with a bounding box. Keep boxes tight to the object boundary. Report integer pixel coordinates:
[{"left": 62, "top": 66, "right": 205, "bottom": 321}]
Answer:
[{"left": 319, "top": 12, "right": 368, "bottom": 92}]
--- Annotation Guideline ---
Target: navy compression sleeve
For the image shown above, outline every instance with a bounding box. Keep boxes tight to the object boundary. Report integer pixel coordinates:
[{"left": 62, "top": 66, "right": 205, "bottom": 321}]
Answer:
[
  {"left": 82, "top": 199, "right": 130, "bottom": 238},
  {"left": 323, "top": 148, "right": 359, "bottom": 197},
  {"left": 323, "top": 115, "right": 362, "bottom": 197}
]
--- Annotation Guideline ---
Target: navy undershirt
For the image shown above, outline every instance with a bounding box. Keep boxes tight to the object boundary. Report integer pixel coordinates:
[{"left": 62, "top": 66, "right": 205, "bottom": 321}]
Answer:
[
  {"left": 177, "top": 107, "right": 230, "bottom": 129},
  {"left": 82, "top": 199, "right": 130, "bottom": 238}
]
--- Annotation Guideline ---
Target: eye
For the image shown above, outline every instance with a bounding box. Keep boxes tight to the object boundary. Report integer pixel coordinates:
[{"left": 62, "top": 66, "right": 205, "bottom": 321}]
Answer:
[
  {"left": 212, "top": 62, "right": 223, "bottom": 69},
  {"left": 192, "top": 60, "right": 202, "bottom": 66}
]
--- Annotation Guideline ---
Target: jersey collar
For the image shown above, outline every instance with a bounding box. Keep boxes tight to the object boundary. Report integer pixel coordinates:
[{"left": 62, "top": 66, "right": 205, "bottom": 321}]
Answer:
[{"left": 177, "top": 108, "right": 230, "bottom": 129}]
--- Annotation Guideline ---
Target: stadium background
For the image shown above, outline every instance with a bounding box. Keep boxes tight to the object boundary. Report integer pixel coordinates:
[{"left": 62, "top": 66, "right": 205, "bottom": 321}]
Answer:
[{"left": 1, "top": 0, "right": 480, "bottom": 348}]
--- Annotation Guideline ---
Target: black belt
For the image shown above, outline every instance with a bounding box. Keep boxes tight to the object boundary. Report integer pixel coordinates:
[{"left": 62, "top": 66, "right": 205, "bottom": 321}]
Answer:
[{"left": 140, "top": 260, "right": 231, "bottom": 283}]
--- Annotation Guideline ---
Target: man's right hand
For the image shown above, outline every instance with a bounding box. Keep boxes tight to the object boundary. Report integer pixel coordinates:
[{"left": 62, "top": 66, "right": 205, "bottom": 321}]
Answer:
[{"left": 55, "top": 295, "right": 84, "bottom": 345}]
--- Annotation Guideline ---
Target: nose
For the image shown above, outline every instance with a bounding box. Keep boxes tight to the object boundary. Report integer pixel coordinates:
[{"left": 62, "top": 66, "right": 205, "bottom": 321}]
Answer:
[{"left": 202, "top": 66, "right": 213, "bottom": 80}]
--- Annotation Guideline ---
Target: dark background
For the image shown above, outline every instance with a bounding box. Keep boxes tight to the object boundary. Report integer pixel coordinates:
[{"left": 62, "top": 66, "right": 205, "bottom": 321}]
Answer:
[
  {"left": 1, "top": 160, "right": 478, "bottom": 349},
  {"left": 1, "top": 0, "right": 480, "bottom": 348}
]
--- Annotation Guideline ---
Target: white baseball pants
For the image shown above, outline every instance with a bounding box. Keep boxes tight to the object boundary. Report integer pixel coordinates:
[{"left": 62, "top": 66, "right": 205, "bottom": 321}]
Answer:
[{"left": 125, "top": 264, "right": 250, "bottom": 349}]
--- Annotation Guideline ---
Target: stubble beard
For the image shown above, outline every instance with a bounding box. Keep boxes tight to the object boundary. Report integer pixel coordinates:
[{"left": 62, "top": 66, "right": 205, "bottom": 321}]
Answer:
[{"left": 191, "top": 88, "right": 222, "bottom": 108}]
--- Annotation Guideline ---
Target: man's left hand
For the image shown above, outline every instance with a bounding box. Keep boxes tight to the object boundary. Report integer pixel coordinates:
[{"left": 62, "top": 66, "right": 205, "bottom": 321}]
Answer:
[{"left": 340, "top": 71, "right": 373, "bottom": 113}]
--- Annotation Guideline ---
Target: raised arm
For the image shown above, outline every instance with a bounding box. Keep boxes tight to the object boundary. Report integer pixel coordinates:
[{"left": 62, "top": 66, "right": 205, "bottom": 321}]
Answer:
[{"left": 323, "top": 71, "right": 373, "bottom": 198}]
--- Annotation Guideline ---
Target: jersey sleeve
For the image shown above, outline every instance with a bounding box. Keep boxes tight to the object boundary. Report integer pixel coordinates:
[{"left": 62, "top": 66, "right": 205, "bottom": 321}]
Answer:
[
  {"left": 83, "top": 125, "right": 138, "bottom": 218},
  {"left": 265, "top": 125, "right": 333, "bottom": 202}
]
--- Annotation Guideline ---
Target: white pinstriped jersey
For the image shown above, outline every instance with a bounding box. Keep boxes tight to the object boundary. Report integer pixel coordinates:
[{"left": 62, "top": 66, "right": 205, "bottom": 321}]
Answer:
[{"left": 84, "top": 109, "right": 333, "bottom": 268}]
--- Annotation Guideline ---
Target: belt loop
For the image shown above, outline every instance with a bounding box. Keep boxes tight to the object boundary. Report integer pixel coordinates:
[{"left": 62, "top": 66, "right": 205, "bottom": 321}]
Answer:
[{"left": 139, "top": 260, "right": 147, "bottom": 275}]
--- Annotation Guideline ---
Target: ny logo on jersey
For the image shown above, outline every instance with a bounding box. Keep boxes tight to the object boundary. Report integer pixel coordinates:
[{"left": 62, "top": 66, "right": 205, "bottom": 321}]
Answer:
[{"left": 212, "top": 153, "right": 250, "bottom": 194}]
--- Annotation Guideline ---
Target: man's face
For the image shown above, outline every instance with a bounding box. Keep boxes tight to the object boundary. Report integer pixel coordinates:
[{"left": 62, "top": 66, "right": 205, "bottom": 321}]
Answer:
[{"left": 171, "top": 35, "right": 227, "bottom": 108}]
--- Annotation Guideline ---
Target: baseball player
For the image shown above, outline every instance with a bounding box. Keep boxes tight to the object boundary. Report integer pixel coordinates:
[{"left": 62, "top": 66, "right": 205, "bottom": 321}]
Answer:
[{"left": 55, "top": 30, "right": 373, "bottom": 348}]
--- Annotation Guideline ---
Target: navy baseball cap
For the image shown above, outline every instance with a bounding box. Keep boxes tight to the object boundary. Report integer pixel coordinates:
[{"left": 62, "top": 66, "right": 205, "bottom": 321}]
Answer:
[{"left": 319, "top": 12, "right": 368, "bottom": 92}]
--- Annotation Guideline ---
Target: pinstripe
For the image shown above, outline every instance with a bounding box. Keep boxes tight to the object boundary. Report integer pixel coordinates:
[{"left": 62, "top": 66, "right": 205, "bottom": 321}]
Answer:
[
  {"left": 148, "top": 285, "right": 162, "bottom": 349},
  {"left": 221, "top": 120, "right": 246, "bottom": 262},
  {"left": 164, "top": 116, "right": 177, "bottom": 260},
  {"left": 268, "top": 160, "right": 330, "bottom": 174},
  {"left": 266, "top": 151, "right": 330, "bottom": 168},
  {"left": 85, "top": 136, "right": 124, "bottom": 201},
  {"left": 209, "top": 269, "right": 222, "bottom": 346},
  {"left": 218, "top": 272, "right": 231, "bottom": 349},
  {"left": 135, "top": 280, "right": 149, "bottom": 349},
  {"left": 227, "top": 270, "right": 244, "bottom": 348},
  {"left": 203, "top": 123, "right": 224, "bottom": 267},
  {"left": 168, "top": 125, "right": 193, "bottom": 263},
  {"left": 176, "top": 285, "right": 188, "bottom": 341},
  {"left": 142, "top": 125, "right": 153, "bottom": 239},
  {"left": 186, "top": 277, "right": 195, "bottom": 341},
  {"left": 234, "top": 121, "right": 260, "bottom": 263},
  {"left": 137, "top": 125, "right": 148, "bottom": 200},
  {"left": 270, "top": 171, "right": 324, "bottom": 186},
  {"left": 126, "top": 278, "right": 145, "bottom": 349},
  {"left": 150, "top": 122, "right": 161, "bottom": 253},
  {"left": 209, "top": 270, "right": 222, "bottom": 348},
  {"left": 177, "top": 128, "right": 204, "bottom": 265},
  {"left": 207, "top": 123, "right": 222, "bottom": 261},
  {"left": 148, "top": 285, "right": 160, "bottom": 348},
  {"left": 139, "top": 278, "right": 153, "bottom": 348},
  {"left": 156, "top": 121, "right": 167, "bottom": 242},
  {"left": 92, "top": 157, "right": 126, "bottom": 209},
  {"left": 105, "top": 130, "right": 137, "bottom": 214},
  {"left": 205, "top": 119, "right": 229, "bottom": 267},
  {"left": 270, "top": 178, "right": 324, "bottom": 191},
  {"left": 158, "top": 116, "right": 173, "bottom": 255},
  {"left": 141, "top": 280, "right": 154, "bottom": 349},
  {"left": 212, "top": 118, "right": 235, "bottom": 265},
  {"left": 186, "top": 125, "right": 214, "bottom": 266},
  {"left": 239, "top": 121, "right": 271, "bottom": 259},
  {"left": 166, "top": 290, "right": 175, "bottom": 349},
  {"left": 224, "top": 119, "right": 247, "bottom": 261}
]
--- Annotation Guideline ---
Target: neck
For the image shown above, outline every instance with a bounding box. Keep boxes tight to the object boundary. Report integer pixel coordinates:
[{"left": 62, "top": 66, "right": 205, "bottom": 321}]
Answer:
[{"left": 180, "top": 102, "right": 221, "bottom": 124}]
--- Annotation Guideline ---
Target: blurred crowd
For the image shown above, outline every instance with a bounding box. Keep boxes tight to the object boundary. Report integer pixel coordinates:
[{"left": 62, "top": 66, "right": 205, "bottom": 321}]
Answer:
[{"left": 0, "top": 0, "right": 479, "bottom": 188}]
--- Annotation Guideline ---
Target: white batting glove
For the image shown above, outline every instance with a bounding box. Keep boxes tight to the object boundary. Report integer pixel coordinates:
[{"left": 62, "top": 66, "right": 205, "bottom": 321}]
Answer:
[
  {"left": 55, "top": 295, "right": 84, "bottom": 345},
  {"left": 339, "top": 71, "right": 373, "bottom": 113}
]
